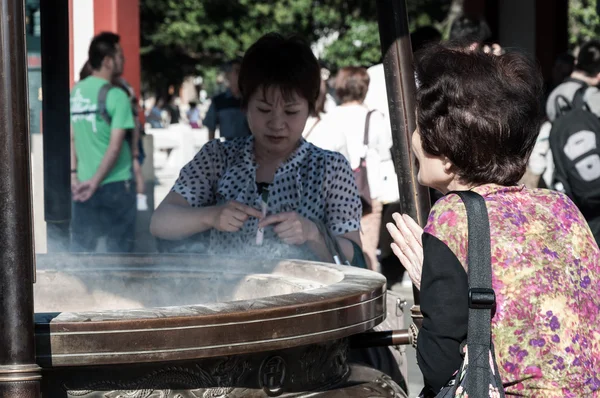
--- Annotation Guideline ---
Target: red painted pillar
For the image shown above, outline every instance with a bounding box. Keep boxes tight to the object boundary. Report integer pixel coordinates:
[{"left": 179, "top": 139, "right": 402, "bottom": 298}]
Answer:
[{"left": 93, "top": 0, "right": 141, "bottom": 100}]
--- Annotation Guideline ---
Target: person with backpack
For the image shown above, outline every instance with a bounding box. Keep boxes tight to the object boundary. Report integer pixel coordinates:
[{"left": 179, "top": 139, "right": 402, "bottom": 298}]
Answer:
[
  {"left": 545, "top": 40, "right": 600, "bottom": 243},
  {"left": 78, "top": 61, "right": 147, "bottom": 212},
  {"left": 69, "top": 32, "right": 136, "bottom": 252}
]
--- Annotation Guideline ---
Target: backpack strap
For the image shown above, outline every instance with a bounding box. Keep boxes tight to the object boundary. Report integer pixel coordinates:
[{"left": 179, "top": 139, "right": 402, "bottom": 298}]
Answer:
[
  {"left": 554, "top": 94, "right": 573, "bottom": 117},
  {"left": 554, "top": 79, "right": 591, "bottom": 116},
  {"left": 97, "top": 83, "right": 113, "bottom": 125},
  {"left": 572, "top": 84, "right": 590, "bottom": 111},
  {"left": 452, "top": 190, "right": 505, "bottom": 398},
  {"left": 565, "top": 77, "right": 590, "bottom": 110},
  {"left": 363, "top": 110, "right": 375, "bottom": 147}
]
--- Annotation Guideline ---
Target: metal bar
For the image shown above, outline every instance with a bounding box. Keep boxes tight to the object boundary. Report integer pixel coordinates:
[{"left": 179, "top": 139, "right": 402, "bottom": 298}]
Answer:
[
  {"left": 40, "top": 0, "right": 71, "bottom": 252},
  {"left": 0, "top": 0, "right": 42, "bottom": 395},
  {"left": 350, "top": 329, "right": 411, "bottom": 348},
  {"left": 375, "top": 0, "right": 431, "bottom": 324}
]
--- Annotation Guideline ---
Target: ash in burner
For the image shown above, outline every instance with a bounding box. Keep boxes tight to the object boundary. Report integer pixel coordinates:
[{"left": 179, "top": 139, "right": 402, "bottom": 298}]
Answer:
[{"left": 34, "top": 265, "right": 327, "bottom": 313}]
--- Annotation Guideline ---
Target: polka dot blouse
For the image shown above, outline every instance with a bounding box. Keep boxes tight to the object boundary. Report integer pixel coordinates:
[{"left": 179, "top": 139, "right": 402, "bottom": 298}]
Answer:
[{"left": 171, "top": 137, "right": 362, "bottom": 259}]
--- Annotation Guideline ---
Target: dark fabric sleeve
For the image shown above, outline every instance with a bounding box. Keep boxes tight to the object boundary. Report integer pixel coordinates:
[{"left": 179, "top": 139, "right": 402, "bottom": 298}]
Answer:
[{"left": 417, "top": 232, "right": 468, "bottom": 394}]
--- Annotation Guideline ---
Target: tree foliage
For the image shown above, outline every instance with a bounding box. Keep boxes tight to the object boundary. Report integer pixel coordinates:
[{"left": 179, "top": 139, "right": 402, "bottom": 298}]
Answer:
[
  {"left": 140, "top": 0, "right": 452, "bottom": 95},
  {"left": 569, "top": 0, "right": 600, "bottom": 50}
]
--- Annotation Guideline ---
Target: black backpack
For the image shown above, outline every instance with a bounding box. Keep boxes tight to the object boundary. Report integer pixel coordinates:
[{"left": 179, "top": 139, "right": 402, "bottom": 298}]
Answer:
[{"left": 549, "top": 79, "right": 600, "bottom": 220}]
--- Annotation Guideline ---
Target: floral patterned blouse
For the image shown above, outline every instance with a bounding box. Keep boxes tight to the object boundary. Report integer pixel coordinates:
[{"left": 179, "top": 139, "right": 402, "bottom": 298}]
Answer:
[{"left": 418, "top": 184, "right": 600, "bottom": 397}]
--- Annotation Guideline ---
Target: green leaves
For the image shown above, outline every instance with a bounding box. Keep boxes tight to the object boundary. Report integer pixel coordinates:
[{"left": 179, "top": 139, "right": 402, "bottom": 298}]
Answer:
[
  {"left": 140, "top": 0, "right": 453, "bottom": 94},
  {"left": 569, "top": 0, "right": 600, "bottom": 49}
]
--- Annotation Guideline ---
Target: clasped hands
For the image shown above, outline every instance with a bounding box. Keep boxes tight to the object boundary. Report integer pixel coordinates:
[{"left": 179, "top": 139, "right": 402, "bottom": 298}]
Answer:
[
  {"left": 386, "top": 213, "right": 424, "bottom": 290},
  {"left": 71, "top": 175, "right": 99, "bottom": 202},
  {"left": 212, "top": 200, "right": 318, "bottom": 245}
]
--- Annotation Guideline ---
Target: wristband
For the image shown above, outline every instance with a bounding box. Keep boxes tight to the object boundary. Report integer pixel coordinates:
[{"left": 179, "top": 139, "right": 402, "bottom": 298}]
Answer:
[{"left": 71, "top": 169, "right": 77, "bottom": 173}]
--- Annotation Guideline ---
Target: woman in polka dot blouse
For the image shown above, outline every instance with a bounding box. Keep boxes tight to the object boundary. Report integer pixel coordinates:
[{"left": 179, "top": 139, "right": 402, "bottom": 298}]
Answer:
[{"left": 150, "top": 33, "right": 363, "bottom": 262}]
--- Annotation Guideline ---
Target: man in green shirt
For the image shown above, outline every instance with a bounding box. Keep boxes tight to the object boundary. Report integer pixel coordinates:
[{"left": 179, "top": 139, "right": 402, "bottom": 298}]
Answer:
[{"left": 70, "top": 32, "right": 136, "bottom": 252}]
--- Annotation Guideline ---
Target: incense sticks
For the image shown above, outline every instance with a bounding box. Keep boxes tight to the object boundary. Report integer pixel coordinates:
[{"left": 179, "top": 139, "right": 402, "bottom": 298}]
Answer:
[{"left": 256, "top": 187, "right": 270, "bottom": 245}]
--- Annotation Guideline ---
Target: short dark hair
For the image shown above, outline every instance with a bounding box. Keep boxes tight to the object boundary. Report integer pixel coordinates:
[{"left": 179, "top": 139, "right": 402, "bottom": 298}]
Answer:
[
  {"left": 449, "top": 15, "right": 491, "bottom": 45},
  {"left": 575, "top": 40, "right": 600, "bottom": 76},
  {"left": 415, "top": 44, "right": 543, "bottom": 186},
  {"left": 88, "top": 32, "right": 120, "bottom": 70},
  {"left": 238, "top": 33, "right": 321, "bottom": 112},
  {"left": 79, "top": 60, "right": 93, "bottom": 81},
  {"left": 411, "top": 26, "right": 442, "bottom": 53},
  {"left": 334, "top": 67, "right": 370, "bottom": 104}
]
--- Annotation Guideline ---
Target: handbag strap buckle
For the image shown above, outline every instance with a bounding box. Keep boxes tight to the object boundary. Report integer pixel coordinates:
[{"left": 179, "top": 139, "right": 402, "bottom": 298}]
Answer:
[{"left": 468, "top": 287, "right": 496, "bottom": 310}]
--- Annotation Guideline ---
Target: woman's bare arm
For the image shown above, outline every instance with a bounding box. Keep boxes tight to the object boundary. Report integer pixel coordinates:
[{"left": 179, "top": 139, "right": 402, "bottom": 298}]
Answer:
[{"left": 150, "top": 192, "right": 217, "bottom": 240}]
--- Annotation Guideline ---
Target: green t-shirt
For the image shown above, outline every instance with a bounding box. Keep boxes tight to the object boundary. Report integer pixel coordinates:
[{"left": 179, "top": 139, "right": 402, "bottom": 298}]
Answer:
[{"left": 70, "top": 76, "right": 135, "bottom": 185}]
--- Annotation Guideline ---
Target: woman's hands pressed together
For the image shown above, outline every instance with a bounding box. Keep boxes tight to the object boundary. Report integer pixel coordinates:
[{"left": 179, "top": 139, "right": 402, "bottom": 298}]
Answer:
[
  {"left": 387, "top": 213, "right": 424, "bottom": 289},
  {"left": 212, "top": 200, "right": 264, "bottom": 232},
  {"left": 258, "top": 212, "right": 319, "bottom": 245}
]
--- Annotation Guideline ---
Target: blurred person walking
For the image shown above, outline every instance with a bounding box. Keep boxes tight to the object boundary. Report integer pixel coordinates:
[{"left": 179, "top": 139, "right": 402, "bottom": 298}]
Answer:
[
  {"left": 79, "top": 61, "right": 147, "bottom": 211},
  {"left": 204, "top": 59, "right": 251, "bottom": 141},
  {"left": 69, "top": 32, "right": 136, "bottom": 252},
  {"left": 315, "top": 67, "right": 393, "bottom": 270},
  {"left": 146, "top": 97, "right": 166, "bottom": 128},
  {"left": 542, "top": 40, "right": 600, "bottom": 244},
  {"left": 187, "top": 101, "right": 202, "bottom": 129},
  {"left": 302, "top": 78, "right": 349, "bottom": 159}
]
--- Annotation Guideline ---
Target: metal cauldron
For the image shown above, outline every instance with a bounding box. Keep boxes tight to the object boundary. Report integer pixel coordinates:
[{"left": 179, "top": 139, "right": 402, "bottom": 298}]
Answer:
[{"left": 34, "top": 254, "right": 407, "bottom": 397}]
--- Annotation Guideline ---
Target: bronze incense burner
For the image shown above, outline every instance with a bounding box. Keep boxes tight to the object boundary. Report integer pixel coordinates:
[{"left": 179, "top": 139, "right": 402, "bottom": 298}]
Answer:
[{"left": 34, "top": 254, "right": 406, "bottom": 397}]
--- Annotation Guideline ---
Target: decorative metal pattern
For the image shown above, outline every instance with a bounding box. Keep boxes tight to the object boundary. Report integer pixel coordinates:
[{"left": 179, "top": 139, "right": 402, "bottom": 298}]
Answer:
[
  {"left": 65, "top": 357, "right": 251, "bottom": 398},
  {"left": 60, "top": 341, "right": 352, "bottom": 398}
]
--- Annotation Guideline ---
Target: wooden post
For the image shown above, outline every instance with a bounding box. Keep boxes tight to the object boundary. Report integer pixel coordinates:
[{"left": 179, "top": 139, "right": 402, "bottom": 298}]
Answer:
[{"left": 375, "top": 0, "right": 431, "bottom": 328}]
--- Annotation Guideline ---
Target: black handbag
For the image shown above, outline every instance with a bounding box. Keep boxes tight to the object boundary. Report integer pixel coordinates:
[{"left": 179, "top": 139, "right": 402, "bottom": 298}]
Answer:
[{"left": 432, "top": 191, "right": 505, "bottom": 398}]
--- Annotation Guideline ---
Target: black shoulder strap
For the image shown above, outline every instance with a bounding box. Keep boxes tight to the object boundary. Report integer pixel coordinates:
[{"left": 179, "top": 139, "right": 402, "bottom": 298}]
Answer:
[
  {"left": 363, "top": 110, "right": 375, "bottom": 146},
  {"left": 572, "top": 84, "right": 590, "bottom": 111},
  {"left": 554, "top": 79, "right": 591, "bottom": 116},
  {"left": 565, "top": 78, "right": 590, "bottom": 110},
  {"left": 453, "top": 190, "right": 505, "bottom": 398},
  {"left": 97, "top": 83, "right": 113, "bottom": 125}
]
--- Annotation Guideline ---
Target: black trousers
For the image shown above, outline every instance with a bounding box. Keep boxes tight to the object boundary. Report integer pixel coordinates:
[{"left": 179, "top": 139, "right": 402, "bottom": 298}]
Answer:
[{"left": 70, "top": 180, "right": 136, "bottom": 253}]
